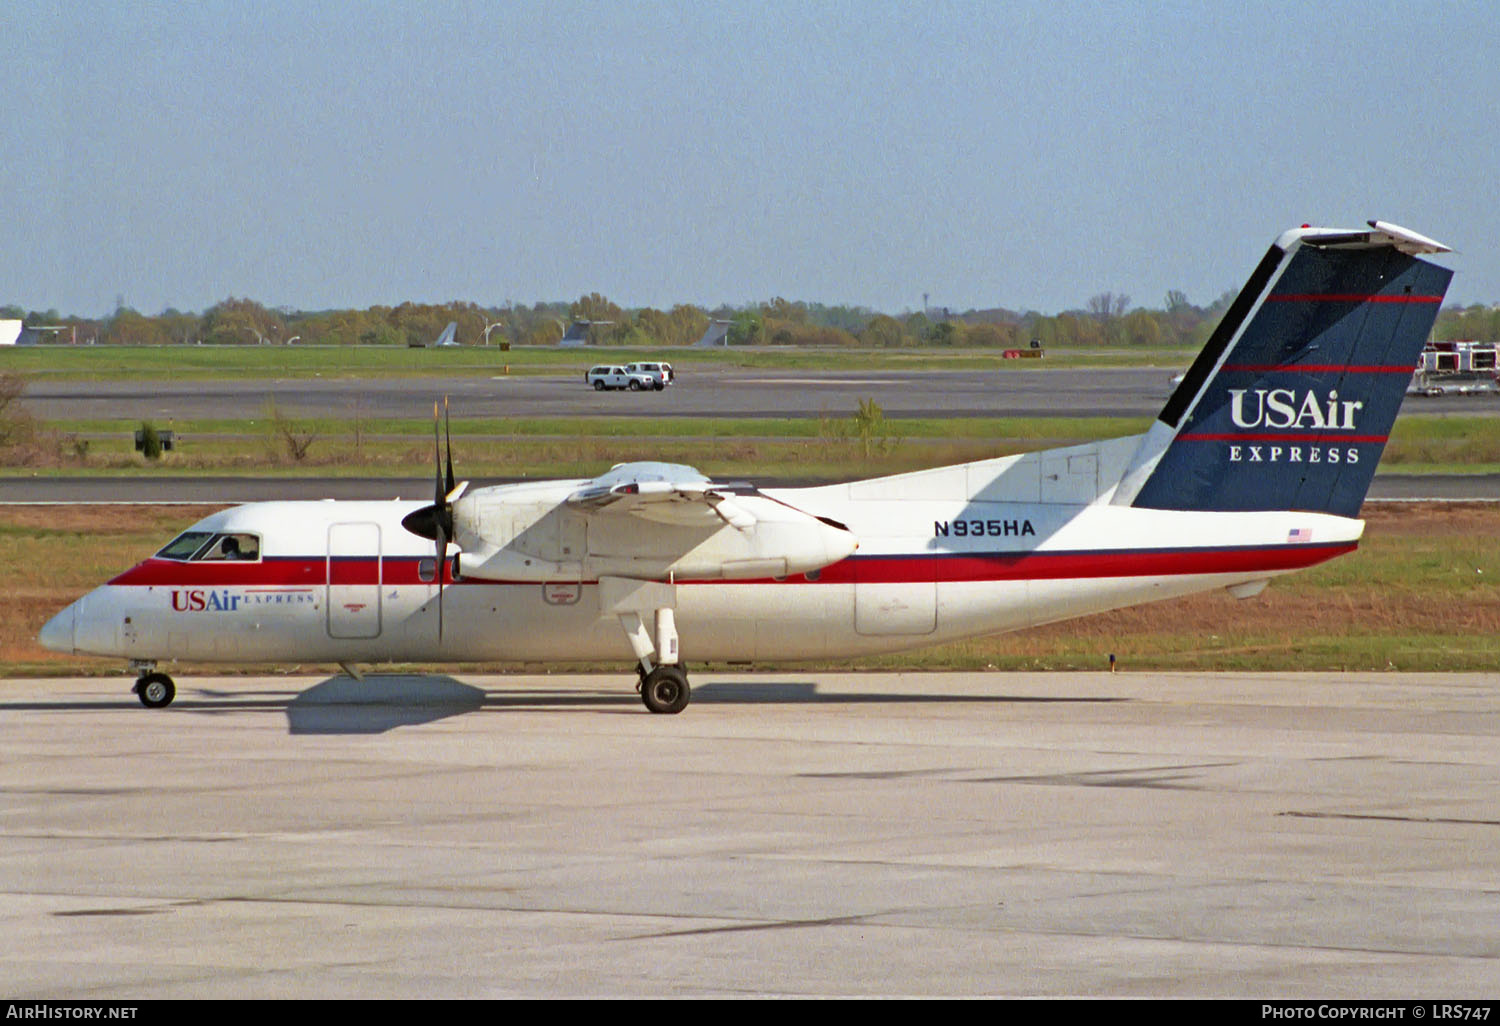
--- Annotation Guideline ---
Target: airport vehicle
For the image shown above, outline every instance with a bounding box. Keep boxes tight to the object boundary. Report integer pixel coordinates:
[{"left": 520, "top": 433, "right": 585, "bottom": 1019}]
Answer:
[
  {"left": 39, "top": 221, "right": 1452, "bottom": 714},
  {"left": 585, "top": 365, "right": 657, "bottom": 391},
  {"left": 1406, "top": 340, "right": 1500, "bottom": 396},
  {"left": 625, "top": 362, "right": 673, "bottom": 387}
]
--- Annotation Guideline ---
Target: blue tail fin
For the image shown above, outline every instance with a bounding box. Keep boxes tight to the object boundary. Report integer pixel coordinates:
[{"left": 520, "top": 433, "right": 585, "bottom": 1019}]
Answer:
[{"left": 1129, "top": 221, "right": 1453, "bottom": 517}]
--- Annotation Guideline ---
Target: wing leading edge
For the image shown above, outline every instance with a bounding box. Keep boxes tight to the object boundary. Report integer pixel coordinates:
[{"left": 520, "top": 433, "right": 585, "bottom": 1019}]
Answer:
[{"left": 567, "top": 462, "right": 756, "bottom": 529}]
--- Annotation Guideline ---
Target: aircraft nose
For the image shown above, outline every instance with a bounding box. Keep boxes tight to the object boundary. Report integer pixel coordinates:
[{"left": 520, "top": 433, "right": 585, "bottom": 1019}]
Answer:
[{"left": 38, "top": 601, "right": 76, "bottom": 654}]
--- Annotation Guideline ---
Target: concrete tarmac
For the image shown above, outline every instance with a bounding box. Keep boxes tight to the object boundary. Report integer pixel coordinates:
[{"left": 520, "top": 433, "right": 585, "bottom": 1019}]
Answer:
[
  {"left": 1, "top": 670, "right": 1497, "bottom": 998},
  {"left": 19, "top": 367, "right": 1174, "bottom": 421}
]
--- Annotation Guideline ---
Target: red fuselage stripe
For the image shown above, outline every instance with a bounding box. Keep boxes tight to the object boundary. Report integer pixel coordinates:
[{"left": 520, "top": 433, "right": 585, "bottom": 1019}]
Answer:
[
  {"left": 1220, "top": 364, "right": 1415, "bottom": 374},
  {"left": 1176, "top": 433, "right": 1388, "bottom": 443},
  {"left": 107, "top": 543, "right": 1355, "bottom": 589},
  {"left": 1264, "top": 294, "right": 1443, "bottom": 304}
]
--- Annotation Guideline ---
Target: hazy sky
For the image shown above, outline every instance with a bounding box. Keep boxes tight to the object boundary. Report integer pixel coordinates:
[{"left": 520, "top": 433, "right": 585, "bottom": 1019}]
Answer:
[{"left": 3, "top": 0, "right": 1495, "bottom": 318}]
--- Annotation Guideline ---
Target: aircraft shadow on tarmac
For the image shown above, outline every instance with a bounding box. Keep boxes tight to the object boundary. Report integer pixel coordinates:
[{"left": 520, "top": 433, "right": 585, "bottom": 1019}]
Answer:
[
  {"left": 4, "top": 675, "right": 1124, "bottom": 734},
  {"left": 275, "top": 676, "right": 1126, "bottom": 734},
  {"left": 285, "top": 675, "right": 486, "bottom": 734}
]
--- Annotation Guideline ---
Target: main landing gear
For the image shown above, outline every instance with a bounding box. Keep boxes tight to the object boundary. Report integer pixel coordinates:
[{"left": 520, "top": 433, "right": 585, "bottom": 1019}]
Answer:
[
  {"left": 616, "top": 604, "right": 692, "bottom": 714},
  {"left": 129, "top": 661, "right": 176, "bottom": 708}
]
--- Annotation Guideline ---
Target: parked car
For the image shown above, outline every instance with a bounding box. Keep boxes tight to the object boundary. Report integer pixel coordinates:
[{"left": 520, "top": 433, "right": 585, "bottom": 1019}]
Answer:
[
  {"left": 585, "top": 365, "right": 657, "bottom": 391},
  {"left": 624, "top": 361, "right": 673, "bottom": 388}
]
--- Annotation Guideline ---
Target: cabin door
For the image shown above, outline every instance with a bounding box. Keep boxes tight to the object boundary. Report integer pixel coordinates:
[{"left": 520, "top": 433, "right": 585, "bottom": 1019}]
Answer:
[{"left": 327, "top": 522, "right": 382, "bottom": 639}]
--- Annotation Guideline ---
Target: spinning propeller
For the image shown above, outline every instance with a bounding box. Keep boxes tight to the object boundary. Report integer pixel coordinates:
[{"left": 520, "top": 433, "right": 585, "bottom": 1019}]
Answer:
[{"left": 399, "top": 397, "right": 467, "bottom": 639}]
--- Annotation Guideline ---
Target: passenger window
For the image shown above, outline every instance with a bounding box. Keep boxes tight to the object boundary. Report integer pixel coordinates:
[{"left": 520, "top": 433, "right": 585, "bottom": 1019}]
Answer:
[{"left": 418, "top": 557, "right": 437, "bottom": 582}]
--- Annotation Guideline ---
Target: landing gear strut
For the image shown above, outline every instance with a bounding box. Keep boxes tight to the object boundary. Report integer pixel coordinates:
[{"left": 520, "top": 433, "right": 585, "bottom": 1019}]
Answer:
[
  {"left": 130, "top": 662, "right": 176, "bottom": 708},
  {"left": 603, "top": 580, "right": 691, "bottom": 714}
]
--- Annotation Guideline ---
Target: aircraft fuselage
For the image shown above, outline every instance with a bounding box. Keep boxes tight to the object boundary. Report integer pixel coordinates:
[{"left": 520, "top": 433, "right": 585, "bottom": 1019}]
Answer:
[{"left": 43, "top": 485, "right": 1360, "bottom": 667}]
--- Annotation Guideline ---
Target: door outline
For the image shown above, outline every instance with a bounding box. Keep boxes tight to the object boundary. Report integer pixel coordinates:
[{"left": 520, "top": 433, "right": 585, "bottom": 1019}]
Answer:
[{"left": 327, "top": 522, "right": 382, "bottom": 639}]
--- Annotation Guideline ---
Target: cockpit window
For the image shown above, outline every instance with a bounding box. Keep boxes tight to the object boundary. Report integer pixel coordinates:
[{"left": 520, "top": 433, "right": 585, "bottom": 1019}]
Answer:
[
  {"left": 155, "top": 531, "right": 261, "bottom": 562},
  {"left": 197, "top": 533, "right": 261, "bottom": 561},
  {"left": 156, "top": 531, "right": 215, "bottom": 561}
]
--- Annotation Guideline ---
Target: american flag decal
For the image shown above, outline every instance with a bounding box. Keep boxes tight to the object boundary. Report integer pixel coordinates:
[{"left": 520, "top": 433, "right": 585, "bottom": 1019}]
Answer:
[{"left": 1287, "top": 528, "right": 1312, "bottom": 544}]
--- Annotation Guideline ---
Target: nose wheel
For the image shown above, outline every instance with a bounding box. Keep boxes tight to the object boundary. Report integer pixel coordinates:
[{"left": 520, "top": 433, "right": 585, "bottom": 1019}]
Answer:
[
  {"left": 638, "top": 664, "right": 690, "bottom": 715},
  {"left": 133, "top": 671, "right": 176, "bottom": 709}
]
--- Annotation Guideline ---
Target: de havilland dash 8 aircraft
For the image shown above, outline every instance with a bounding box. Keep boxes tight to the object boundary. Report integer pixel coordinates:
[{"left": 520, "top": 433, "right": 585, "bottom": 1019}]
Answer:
[{"left": 39, "top": 220, "right": 1454, "bottom": 713}]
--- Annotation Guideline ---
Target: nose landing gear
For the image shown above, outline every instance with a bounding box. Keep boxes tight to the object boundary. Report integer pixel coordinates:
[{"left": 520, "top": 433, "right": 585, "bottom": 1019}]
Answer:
[{"left": 129, "top": 662, "right": 176, "bottom": 708}]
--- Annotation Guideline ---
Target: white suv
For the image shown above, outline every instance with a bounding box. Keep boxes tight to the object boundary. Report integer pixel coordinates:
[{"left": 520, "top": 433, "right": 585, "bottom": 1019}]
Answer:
[
  {"left": 624, "top": 362, "right": 672, "bottom": 389},
  {"left": 585, "top": 365, "right": 657, "bottom": 391}
]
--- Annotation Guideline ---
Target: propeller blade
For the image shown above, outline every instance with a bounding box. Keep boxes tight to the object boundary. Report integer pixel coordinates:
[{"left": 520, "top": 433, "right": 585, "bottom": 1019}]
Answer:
[
  {"left": 435, "top": 520, "right": 446, "bottom": 642},
  {"left": 432, "top": 402, "right": 444, "bottom": 507},
  {"left": 421, "top": 397, "right": 466, "bottom": 641},
  {"left": 444, "top": 395, "right": 456, "bottom": 497},
  {"left": 432, "top": 399, "right": 450, "bottom": 642}
]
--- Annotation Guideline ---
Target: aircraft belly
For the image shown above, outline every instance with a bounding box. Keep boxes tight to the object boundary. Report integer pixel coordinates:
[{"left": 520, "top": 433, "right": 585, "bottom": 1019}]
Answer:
[
  {"left": 404, "top": 583, "right": 850, "bottom": 662},
  {"left": 675, "top": 583, "right": 850, "bottom": 661},
  {"left": 854, "top": 582, "right": 937, "bottom": 636},
  {"left": 933, "top": 581, "right": 1031, "bottom": 638},
  {"left": 1021, "top": 570, "right": 1288, "bottom": 630}
]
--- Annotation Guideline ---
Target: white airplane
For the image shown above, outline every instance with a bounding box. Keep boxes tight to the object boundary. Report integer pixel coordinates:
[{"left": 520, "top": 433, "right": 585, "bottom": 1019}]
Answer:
[{"left": 39, "top": 220, "right": 1454, "bottom": 713}]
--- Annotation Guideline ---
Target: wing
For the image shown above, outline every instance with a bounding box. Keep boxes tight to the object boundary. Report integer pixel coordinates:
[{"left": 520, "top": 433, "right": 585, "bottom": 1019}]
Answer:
[
  {"left": 566, "top": 462, "right": 755, "bottom": 529},
  {"left": 454, "top": 461, "right": 856, "bottom": 582}
]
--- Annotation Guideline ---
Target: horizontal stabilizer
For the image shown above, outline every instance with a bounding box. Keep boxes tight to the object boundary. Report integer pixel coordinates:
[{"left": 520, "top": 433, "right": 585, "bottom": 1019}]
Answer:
[{"left": 1282, "top": 220, "right": 1451, "bottom": 255}]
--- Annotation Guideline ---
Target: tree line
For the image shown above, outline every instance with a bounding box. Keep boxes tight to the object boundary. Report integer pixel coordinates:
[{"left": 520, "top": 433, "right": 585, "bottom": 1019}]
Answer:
[{"left": 3, "top": 288, "right": 1493, "bottom": 348}]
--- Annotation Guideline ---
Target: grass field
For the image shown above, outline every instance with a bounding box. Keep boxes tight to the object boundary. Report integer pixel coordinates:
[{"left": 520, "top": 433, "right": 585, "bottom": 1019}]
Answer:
[
  {"left": 7, "top": 411, "right": 1498, "bottom": 480},
  {"left": 0, "top": 342, "right": 1198, "bottom": 379},
  {"left": 7, "top": 502, "right": 1497, "bottom": 678}
]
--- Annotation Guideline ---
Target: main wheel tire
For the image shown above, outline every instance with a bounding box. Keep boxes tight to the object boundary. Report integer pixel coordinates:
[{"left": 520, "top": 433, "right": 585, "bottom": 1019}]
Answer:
[
  {"left": 593, "top": 380, "right": 605, "bottom": 391},
  {"left": 136, "top": 672, "right": 176, "bottom": 709},
  {"left": 629, "top": 380, "right": 642, "bottom": 391},
  {"left": 640, "top": 666, "right": 690, "bottom": 714},
  {"left": 653, "top": 381, "right": 664, "bottom": 391}
]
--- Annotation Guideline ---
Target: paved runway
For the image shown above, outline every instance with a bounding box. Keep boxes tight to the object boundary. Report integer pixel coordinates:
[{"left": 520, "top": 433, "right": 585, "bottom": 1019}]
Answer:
[
  {"left": 2, "top": 670, "right": 1496, "bottom": 997},
  {"left": 22, "top": 367, "right": 1172, "bottom": 420},
  {"left": 24, "top": 367, "right": 1500, "bottom": 422}
]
